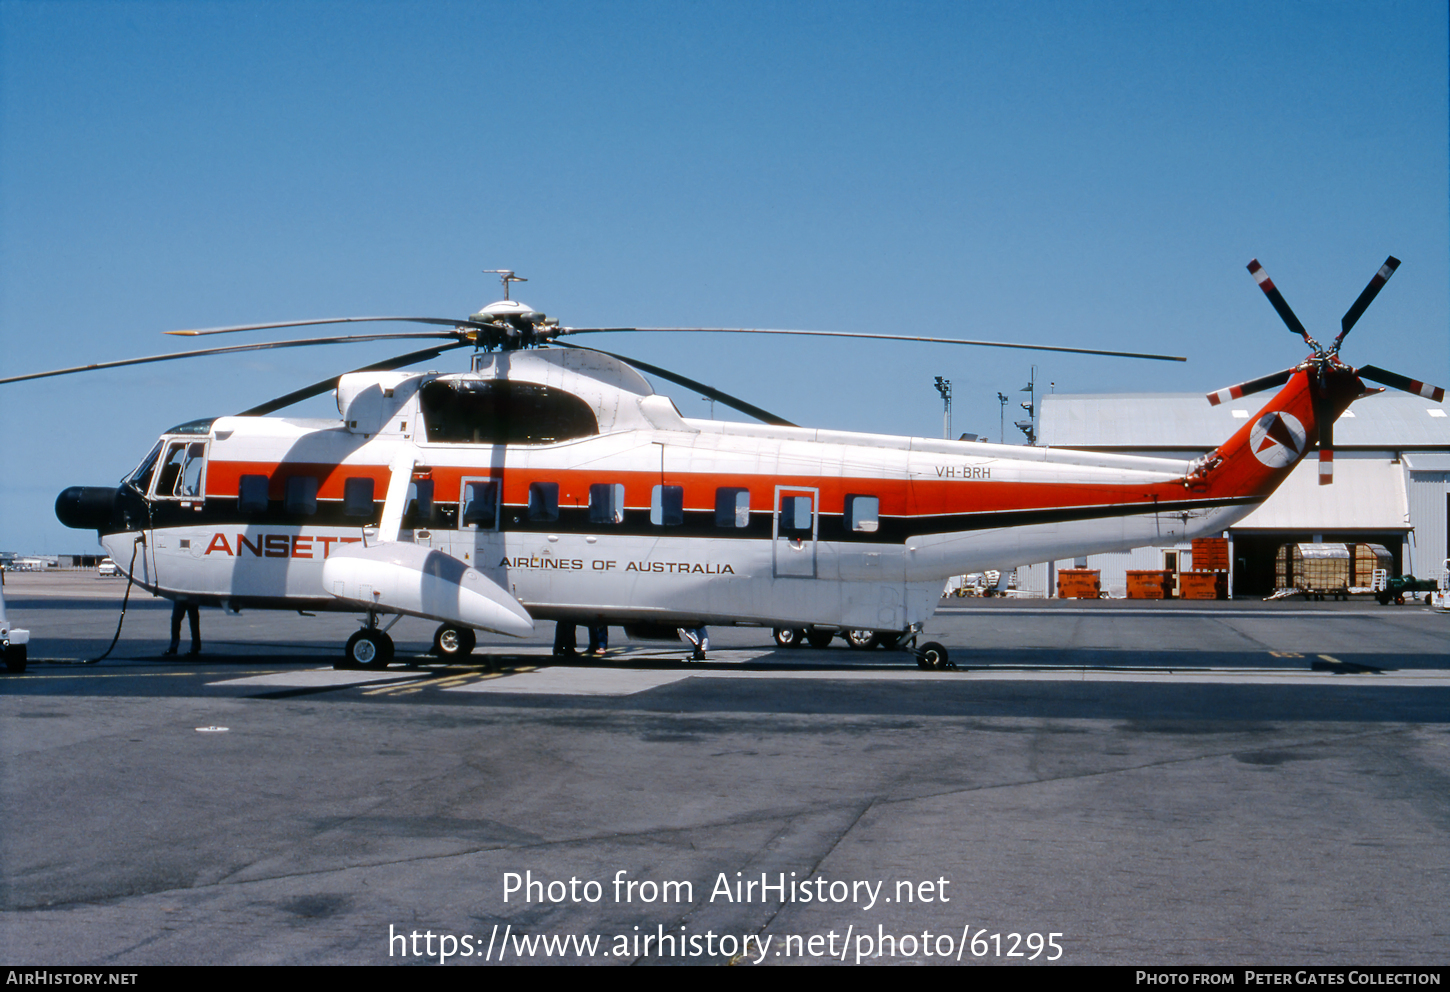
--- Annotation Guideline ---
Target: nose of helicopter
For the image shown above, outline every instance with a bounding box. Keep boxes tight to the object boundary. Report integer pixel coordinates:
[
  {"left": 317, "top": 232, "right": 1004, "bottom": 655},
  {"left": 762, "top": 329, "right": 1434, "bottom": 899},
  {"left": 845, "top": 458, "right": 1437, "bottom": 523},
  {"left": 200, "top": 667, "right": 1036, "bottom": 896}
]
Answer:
[{"left": 55, "top": 486, "right": 120, "bottom": 531}]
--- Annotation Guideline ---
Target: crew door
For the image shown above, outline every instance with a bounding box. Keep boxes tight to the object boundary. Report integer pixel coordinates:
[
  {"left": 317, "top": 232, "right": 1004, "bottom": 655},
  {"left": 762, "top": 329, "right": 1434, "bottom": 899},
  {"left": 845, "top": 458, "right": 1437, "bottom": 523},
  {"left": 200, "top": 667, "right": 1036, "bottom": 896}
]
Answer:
[
  {"left": 146, "top": 437, "right": 209, "bottom": 586},
  {"left": 774, "top": 486, "right": 818, "bottom": 578}
]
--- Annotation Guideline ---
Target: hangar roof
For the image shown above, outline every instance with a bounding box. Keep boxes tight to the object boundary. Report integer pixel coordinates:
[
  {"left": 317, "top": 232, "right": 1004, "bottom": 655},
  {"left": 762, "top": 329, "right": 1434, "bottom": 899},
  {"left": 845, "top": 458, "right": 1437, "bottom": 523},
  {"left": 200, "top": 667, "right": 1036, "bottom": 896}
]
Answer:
[{"left": 1041, "top": 392, "right": 1450, "bottom": 450}]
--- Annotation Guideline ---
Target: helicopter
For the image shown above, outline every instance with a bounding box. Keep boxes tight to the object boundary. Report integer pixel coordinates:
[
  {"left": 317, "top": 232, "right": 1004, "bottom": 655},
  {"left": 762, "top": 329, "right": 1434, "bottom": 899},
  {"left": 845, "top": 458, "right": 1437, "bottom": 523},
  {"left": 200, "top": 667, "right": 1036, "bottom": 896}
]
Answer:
[{"left": 10, "top": 260, "right": 1442, "bottom": 670}]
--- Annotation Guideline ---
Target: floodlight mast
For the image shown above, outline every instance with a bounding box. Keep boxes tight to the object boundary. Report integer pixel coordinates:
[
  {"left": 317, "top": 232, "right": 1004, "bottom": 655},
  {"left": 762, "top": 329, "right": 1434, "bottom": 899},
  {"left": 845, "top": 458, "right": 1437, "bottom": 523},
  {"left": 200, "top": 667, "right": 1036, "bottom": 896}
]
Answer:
[
  {"left": 933, "top": 376, "right": 952, "bottom": 440},
  {"left": 1015, "top": 366, "right": 1037, "bottom": 445}
]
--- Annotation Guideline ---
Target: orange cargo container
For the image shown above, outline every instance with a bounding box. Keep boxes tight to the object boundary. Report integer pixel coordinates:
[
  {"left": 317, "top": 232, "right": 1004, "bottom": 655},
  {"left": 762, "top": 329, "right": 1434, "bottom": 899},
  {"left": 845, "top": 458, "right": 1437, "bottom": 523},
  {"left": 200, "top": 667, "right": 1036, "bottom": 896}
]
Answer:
[
  {"left": 1057, "top": 568, "right": 1102, "bottom": 599},
  {"left": 1126, "top": 570, "right": 1174, "bottom": 599},
  {"left": 1179, "top": 571, "right": 1227, "bottom": 600},
  {"left": 1191, "top": 537, "right": 1229, "bottom": 572}
]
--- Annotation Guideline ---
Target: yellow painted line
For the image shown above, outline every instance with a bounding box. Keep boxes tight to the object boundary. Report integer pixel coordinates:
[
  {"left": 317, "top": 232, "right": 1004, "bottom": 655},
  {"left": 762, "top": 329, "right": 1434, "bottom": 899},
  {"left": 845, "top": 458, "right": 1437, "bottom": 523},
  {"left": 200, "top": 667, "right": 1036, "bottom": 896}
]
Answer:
[{"left": 360, "top": 681, "right": 427, "bottom": 696}]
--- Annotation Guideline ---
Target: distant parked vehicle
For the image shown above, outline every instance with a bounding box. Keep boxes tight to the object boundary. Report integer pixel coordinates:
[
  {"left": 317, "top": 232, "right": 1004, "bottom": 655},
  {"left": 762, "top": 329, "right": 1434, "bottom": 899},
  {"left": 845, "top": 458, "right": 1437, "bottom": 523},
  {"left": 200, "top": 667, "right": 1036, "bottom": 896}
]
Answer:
[
  {"left": 97, "top": 558, "right": 119, "bottom": 577},
  {"left": 9, "top": 558, "right": 47, "bottom": 572}
]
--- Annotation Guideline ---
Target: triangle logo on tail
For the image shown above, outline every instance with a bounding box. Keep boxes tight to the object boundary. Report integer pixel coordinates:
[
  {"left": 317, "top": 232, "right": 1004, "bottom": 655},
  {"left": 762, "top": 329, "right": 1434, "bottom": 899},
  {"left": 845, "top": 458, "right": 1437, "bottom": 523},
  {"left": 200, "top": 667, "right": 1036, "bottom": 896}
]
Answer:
[{"left": 1249, "top": 411, "right": 1307, "bottom": 468}]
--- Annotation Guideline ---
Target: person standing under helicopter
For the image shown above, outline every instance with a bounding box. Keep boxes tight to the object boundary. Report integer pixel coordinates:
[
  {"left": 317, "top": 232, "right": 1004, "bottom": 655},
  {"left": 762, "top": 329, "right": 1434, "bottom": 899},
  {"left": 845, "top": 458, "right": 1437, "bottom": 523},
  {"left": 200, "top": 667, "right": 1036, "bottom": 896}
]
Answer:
[{"left": 164, "top": 600, "right": 201, "bottom": 656}]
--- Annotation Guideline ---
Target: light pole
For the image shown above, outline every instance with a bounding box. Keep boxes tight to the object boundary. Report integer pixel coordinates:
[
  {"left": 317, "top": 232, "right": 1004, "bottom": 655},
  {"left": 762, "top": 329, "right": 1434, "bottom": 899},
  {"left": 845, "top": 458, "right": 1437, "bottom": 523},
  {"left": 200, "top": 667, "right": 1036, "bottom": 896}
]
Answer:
[
  {"left": 1015, "top": 365, "right": 1037, "bottom": 446},
  {"left": 933, "top": 377, "right": 952, "bottom": 440},
  {"left": 996, "top": 392, "right": 1008, "bottom": 444}
]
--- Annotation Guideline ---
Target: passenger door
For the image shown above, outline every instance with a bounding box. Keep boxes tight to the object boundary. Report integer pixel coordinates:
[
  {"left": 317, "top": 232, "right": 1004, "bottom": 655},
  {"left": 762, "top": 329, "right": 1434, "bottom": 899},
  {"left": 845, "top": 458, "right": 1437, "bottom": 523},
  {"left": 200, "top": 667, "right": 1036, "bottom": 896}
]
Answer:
[{"left": 773, "top": 485, "right": 818, "bottom": 578}]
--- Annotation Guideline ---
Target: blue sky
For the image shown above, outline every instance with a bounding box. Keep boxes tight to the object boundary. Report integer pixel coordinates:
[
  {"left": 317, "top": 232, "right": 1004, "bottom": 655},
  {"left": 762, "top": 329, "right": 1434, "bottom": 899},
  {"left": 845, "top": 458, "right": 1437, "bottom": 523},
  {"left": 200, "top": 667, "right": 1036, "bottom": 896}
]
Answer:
[{"left": 2, "top": 0, "right": 1446, "bottom": 553}]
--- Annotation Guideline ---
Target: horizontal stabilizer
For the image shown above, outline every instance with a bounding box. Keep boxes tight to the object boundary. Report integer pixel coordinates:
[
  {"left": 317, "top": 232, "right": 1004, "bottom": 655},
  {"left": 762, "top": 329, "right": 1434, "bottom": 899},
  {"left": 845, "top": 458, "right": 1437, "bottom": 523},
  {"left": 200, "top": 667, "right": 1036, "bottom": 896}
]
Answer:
[{"left": 322, "top": 543, "right": 534, "bottom": 638}]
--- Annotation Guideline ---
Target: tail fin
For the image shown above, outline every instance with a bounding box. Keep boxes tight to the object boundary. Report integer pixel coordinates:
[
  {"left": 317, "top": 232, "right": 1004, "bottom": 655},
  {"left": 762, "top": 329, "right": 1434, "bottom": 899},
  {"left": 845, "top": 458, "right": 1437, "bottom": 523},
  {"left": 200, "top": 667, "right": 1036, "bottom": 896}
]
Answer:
[{"left": 1189, "top": 367, "right": 1360, "bottom": 500}]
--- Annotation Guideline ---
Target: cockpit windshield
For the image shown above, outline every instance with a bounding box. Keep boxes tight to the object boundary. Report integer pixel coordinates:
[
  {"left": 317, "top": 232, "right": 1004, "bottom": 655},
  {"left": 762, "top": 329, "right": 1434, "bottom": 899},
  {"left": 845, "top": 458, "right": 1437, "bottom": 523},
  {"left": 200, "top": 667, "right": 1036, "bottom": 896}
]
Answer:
[{"left": 125, "top": 442, "right": 163, "bottom": 492}]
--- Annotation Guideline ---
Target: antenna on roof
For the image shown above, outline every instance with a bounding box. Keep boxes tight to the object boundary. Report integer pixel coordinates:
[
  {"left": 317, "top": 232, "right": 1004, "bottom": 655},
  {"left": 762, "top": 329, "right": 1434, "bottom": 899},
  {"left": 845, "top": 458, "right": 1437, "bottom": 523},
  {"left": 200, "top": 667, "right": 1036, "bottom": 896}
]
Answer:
[{"left": 482, "top": 269, "right": 527, "bottom": 301}]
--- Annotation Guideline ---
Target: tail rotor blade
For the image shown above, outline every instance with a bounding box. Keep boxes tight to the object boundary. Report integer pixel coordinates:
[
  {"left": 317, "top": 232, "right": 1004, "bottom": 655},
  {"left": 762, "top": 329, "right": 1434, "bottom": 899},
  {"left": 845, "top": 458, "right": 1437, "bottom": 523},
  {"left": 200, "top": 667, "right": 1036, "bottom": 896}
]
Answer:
[
  {"left": 1332, "top": 256, "right": 1400, "bottom": 353},
  {"left": 1356, "top": 365, "right": 1446, "bottom": 403},
  {"left": 1247, "top": 259, "right": 1314, "bottom": 346},
  {"left": 1206, "top": 368, "right": 1296, "bottom": 406},
  {"left": 1314, "top": 386, "right": 1334, "bottom": 486}
]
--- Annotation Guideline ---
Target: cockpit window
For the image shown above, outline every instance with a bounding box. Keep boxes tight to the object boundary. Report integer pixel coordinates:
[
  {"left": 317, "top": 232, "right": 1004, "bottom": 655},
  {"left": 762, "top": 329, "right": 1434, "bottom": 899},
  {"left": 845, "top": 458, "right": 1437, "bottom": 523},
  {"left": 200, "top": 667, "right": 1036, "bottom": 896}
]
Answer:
[
  {"left": 152, "top": 441, "right": 207, "bottom": 499},
  {"left": 419, "top": 380, "right": 598, "bottom": 445},
  {"left": 154, "top": 443, "right": 185, "bottom": 495},
  {"left": 126, "top": 442, "right": 163, "bottom": 492},
  {"left": 175, "top": 443, "right": 206, "bottom": 497}
]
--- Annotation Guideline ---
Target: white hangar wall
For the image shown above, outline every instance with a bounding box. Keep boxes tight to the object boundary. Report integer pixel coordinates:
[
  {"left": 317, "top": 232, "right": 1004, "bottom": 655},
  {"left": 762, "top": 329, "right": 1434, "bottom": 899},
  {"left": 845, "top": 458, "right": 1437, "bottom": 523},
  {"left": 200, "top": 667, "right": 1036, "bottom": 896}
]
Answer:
[{"left": 1017, "top": 392, "right": 1450, "bottom": 598}]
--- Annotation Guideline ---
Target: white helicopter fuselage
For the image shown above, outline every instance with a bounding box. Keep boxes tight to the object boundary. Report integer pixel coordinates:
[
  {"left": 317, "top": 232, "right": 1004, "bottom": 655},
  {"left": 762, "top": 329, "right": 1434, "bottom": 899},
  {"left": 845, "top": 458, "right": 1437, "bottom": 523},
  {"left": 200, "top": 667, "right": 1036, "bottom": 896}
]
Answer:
[{"left": 92, "top": 348, "right": 1265, "bottom": 637}]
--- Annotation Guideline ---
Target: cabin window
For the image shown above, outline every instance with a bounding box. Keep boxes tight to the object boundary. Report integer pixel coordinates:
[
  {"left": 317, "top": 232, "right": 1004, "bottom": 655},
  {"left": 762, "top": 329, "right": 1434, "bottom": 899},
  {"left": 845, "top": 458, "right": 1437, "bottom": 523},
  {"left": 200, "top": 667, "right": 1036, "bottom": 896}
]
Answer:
[
  {"left": 845, "top": 494, "right": 879, "bottom": 533},
  {"left": 343, "top": 478, "right": 375, "bottom": 517},
  {"left": 589, "top": 483, "right": 625, "bottom": 525},
  {"left": 285, "top": 476, "right": 318, "bottom": 515},
  {"left": 779, "top": 494, "right": 813, "bottom": 538},
  {"left": 419, "top": 379, "right": 599, "bottom": 445},
  {"left": 528, "top": 482, "right": 559, "bottom": 522},
  {"left": 651, "top": 485, "right": 684, "bottom": 526},
  {"left": 462, "top": 481, "right": 498, "bottom": 527},
  {"left": 404, "top": 480, "right": 434, "bottom": 527},
  {"left": 237, "top": 475, "right": 269, "bottom": 513},
  {"left": 715, "top": 488, "right": 749, "bottom": 528}
]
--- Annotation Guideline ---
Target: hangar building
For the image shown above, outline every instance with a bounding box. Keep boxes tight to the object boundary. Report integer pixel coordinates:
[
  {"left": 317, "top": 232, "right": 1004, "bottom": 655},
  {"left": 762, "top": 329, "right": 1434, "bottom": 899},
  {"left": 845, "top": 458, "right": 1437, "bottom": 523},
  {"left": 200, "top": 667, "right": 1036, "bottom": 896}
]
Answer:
[{"left": 1016, "top": 391, "right": 1450, "bottom": 598}]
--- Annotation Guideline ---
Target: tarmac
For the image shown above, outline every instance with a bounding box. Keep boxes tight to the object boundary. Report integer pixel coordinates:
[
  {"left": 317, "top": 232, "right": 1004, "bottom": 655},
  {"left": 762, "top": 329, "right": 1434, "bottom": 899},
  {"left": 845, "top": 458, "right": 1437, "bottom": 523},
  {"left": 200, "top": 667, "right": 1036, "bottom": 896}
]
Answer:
[{"left": 2, "top": 571, "right": 1448, "bottom": 966}]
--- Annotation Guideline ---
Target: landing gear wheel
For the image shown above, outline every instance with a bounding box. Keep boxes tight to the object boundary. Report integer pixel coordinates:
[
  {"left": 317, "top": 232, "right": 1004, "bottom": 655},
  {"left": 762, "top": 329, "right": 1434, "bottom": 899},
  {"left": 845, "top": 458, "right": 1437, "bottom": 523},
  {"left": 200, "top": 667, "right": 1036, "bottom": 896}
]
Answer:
[
  {"left": 917, "top": 641, "right": 953, "bottom": 670},
  {"left": 844, "top": 629, "right": 876, "bottom": 651},
  {"left": 341, "top": 629, "right": 394, "bottom": 670},
  {"left": 806, "top": 629, "right": 835, "bottom": 649},
  {"left": 433, "top": 624, "right": 476, "bottom": 658},
  {"left": 4, "top": 645, "right": 26, "bottom": 674},
  {"left": 773, "top": 627, "right": 806, "bottom": 648}
]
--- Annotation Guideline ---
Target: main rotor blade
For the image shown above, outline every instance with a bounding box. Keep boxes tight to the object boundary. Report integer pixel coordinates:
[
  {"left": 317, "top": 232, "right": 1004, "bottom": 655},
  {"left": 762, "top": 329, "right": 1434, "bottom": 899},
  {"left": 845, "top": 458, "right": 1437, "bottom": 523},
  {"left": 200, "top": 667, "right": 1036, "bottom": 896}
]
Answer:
[
  {"left": 1356, "top": 365, "right": 1446, "bottom": 403},
  {"left": 1247, "top": 259, "right": 1314, "bottom": 345},
  {"left": 238, "top": 341, "right": 471, "bottom": 416},
  {"left": 1332, "top": 256, "right": 1400, "bottom": 353},
  {"left": 166, "top": 316, "right": 485, "bottom": 336},
  {"left": 1205, "top": 368, "right": 1297, "bottom": 406},
  {"left": 557, "top": 344, "right": 797, "bottom": 426},
  {"left": 559, "top": 327, "right": 1186, "bottom": 362},
  {"left": 0, "top": 332, "right": 462, "bottom": 385}
]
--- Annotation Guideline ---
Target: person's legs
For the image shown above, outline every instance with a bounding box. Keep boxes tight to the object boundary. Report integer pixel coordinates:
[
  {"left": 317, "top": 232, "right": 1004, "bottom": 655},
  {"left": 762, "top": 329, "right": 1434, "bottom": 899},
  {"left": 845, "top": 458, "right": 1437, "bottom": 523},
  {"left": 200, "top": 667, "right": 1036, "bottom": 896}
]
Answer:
[
  {"left": 186, "top": 605, "right": 201, "bottom": 655},
  {"left": 553, "top": 622, "right": 578, "bottom": 656},
  {"left": 165, "top": 602, "right": 183, "bottom": 655}
]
